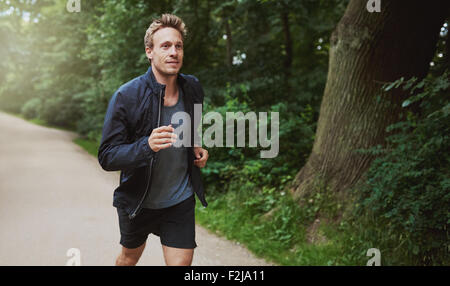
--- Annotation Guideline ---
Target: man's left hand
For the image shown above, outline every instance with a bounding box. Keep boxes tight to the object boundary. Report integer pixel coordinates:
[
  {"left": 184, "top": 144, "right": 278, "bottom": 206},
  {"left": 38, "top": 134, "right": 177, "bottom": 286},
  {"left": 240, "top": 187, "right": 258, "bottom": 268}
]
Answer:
[{"left": 193, "top": 147, "right": 209, "bottom": 168}]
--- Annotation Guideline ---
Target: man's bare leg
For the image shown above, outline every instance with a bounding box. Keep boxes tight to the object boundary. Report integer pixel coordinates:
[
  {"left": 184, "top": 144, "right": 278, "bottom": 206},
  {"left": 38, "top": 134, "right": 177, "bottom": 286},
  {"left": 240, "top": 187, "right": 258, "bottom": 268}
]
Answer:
[
  {"left": 162, "top": 245, "right": 194, "bottom": 266},
  {"left": 116, "top": 243, "right": 146, "bottom": 266}
]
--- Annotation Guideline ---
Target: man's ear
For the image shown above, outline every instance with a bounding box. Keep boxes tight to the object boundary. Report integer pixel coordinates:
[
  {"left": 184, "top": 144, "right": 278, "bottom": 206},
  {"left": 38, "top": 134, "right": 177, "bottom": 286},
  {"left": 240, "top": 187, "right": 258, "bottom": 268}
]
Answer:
[{"left": 145, "top": 46, "right": 153, "bottom": 60}]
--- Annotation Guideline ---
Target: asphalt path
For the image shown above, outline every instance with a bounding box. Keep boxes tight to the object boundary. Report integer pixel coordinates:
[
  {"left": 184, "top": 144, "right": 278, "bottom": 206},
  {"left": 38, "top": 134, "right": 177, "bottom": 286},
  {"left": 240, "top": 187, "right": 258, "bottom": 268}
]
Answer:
[{"left": 0, "top": 111, "right": 271, "bottom": 266}]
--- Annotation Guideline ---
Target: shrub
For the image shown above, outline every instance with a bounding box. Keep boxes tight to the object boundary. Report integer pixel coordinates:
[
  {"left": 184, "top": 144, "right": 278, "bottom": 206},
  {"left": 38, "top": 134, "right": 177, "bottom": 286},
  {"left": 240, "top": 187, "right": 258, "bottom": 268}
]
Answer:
[
  {"left": 201, "top": 87, "right": 315, "bottom": 195},
  {"left": 21, "top": 98, "right": 42, "bottom": 119},
  {"left": 356, "top": 70, "right": 449, "bottom": 265}
]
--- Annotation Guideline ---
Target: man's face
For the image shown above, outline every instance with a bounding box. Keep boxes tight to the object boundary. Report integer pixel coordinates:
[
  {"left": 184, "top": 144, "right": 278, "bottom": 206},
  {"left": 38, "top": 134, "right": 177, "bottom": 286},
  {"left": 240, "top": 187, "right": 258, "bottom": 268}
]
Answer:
[{"left": 146, "top": 27, "right": 184, "bottom": 76}]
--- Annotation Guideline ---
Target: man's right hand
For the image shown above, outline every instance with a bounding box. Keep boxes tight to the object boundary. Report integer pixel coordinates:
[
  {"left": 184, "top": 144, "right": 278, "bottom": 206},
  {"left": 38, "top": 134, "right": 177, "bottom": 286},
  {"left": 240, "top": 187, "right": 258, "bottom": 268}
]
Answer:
[{"left": 148, "top": 124, "right": 177, "bottom": 152}]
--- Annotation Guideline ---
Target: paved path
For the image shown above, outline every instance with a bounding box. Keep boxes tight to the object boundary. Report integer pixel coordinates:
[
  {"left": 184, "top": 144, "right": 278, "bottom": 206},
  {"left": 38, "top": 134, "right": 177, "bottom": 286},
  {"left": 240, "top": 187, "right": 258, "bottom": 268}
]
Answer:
[{"left": 0, "top": 111, "right": 272, "bottom": 266}]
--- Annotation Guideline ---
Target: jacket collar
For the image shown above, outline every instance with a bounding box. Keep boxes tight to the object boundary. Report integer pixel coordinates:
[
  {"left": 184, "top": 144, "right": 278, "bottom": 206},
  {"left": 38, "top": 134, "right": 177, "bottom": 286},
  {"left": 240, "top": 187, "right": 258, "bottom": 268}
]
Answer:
[{"left": 144, "top": 66, "right": 187, "bottom": 97}]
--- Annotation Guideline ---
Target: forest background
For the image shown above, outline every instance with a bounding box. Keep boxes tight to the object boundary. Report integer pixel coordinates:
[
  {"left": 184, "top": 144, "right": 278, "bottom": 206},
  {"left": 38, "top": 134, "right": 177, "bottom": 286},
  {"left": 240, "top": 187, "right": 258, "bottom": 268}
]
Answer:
[{"left": 0, "top": 0, "right": 448, "bottom": 265}]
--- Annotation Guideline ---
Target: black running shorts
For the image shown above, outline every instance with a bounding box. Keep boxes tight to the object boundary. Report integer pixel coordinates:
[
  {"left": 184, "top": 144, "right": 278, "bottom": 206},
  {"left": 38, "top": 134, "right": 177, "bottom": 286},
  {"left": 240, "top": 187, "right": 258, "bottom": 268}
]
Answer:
[{"left": 116, "top": 195, "right": 196, "bottom": 249}]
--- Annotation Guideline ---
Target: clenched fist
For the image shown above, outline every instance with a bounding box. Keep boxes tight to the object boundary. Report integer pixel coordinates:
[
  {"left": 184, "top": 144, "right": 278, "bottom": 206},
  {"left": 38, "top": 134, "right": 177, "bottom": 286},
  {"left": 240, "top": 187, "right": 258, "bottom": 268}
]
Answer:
[
  {"left": 148, "top": 125, "right": 177, "bottom": 152},
  {"left": 193, "top": 146, "right": 209, "bottom": 168}
]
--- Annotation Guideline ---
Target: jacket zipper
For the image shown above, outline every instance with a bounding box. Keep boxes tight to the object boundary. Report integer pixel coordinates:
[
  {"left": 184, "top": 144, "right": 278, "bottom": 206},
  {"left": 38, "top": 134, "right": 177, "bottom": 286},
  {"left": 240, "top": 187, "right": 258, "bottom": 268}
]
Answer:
[{"left": 128, "top": 88, "right": 164, "bottom": 220}]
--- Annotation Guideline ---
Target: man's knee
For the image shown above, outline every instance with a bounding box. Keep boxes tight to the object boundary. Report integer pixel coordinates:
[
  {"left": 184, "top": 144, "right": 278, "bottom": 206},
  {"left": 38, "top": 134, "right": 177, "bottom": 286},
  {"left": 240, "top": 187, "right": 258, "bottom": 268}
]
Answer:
[
  {"left": 116, "top": 243, "right": 145, "bottom": 266},
  {"left": 116, "top": 253, "right": 140, "bottom": 266},
  {"left": 168, "top": 255, "right": 193, "bottom": 266}
]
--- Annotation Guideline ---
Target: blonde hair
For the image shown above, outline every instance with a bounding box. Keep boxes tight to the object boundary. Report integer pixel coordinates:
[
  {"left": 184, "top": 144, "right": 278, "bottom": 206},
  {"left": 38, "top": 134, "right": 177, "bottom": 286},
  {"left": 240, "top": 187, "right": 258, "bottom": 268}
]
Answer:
[{"left": 144, "top": 14, "right": 187, "bottom": 50}]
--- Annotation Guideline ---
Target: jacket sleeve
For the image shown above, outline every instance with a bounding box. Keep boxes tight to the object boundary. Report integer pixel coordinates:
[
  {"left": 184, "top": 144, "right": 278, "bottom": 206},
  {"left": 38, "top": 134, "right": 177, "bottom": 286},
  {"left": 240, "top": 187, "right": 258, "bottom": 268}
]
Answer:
[
  {"left": 190, "top": 76, "right": 205, "bottom": 147},
  {"left": 98, "top": 91, "right": 155, "bottom": 171}
]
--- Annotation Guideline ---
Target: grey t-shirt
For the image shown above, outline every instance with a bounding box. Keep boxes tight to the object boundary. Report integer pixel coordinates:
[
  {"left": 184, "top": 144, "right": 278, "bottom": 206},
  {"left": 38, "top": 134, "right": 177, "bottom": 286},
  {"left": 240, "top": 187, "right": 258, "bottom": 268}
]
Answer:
[{"left": 142, "top": 87, "right": 194, "bottom": 209}]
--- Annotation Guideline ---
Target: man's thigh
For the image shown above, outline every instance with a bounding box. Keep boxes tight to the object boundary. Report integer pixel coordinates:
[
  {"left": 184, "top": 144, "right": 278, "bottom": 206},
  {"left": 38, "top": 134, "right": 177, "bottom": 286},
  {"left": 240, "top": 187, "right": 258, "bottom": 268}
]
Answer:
[
  {"left": 162, "top": 245, "right": 194, "bottom": 266},
  {"left": 117, "top": 207, "right": 154, "bottom": 249}
]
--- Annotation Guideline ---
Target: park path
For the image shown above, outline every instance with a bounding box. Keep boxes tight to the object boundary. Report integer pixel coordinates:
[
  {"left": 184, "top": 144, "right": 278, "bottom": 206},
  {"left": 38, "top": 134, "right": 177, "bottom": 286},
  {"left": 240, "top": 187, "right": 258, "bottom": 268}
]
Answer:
[{"left": 0, "top": 111, "right": 272, "bottom": 266}]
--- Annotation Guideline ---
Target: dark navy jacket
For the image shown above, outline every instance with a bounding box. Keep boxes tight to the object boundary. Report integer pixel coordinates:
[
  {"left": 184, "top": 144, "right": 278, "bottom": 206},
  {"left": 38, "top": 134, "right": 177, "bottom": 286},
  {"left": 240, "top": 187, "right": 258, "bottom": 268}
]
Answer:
[{"left": 98, "top": 67, "right": 207, "bottom": 219}]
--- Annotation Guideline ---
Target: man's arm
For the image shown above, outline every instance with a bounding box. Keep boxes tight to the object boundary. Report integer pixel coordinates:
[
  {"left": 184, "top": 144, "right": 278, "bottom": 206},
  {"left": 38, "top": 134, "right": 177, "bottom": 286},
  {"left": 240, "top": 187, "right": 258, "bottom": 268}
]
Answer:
[
  {"left": 98, "top": 91, "right": 154, "bottom": 172},
  {"left": 190, "top": 76, "right": 209, "bottom": 168}
]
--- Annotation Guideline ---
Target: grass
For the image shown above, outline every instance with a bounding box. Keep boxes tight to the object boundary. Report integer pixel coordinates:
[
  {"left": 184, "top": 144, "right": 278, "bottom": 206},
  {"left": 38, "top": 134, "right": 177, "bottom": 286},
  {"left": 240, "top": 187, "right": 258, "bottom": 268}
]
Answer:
[
  {"left": 194, "top": 186, "right": 368, "bottom": 266},
  {"left": 73, "top": 137, "right": 100, "bottom": 157}
]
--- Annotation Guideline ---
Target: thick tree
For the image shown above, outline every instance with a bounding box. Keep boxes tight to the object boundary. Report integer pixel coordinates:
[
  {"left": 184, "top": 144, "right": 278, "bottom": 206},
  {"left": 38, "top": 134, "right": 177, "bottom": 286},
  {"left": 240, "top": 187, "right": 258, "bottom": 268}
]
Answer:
[{"left": 290, "top": 0, "right": 449, "bottom": 204}]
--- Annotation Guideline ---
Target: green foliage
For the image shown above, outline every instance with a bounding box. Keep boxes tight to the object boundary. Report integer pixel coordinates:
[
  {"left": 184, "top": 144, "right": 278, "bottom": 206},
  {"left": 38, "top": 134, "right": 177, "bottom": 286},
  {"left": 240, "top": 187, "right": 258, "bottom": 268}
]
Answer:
[
  {"left": 201, "top": 91, "right": 316, "bottom": 195},
  {"left": 196, "top": 183, "right": 350, "bottom": 265},
  {"left": 355, "top": 70, "right": 450, "bottom": 265},
  {"left": 0, "top": 0, "right": 344, "bottom": 141},
  {"left": 73, "top": 137, "right": 100, "bottom": 157},
  {"left": 21, "top": 97, "right": 42, "bottom": 119},
  {"left": 196, "top": 70, "right": 450, "bottom": 266}
]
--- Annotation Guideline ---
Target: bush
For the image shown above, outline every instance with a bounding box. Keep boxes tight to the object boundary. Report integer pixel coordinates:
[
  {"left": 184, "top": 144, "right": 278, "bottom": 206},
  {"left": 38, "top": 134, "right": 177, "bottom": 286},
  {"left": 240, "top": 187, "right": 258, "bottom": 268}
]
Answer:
[
  {"left": 39, "top": 93, "right": 83, "bottom": 129},
  {"left": 201, "top": 86, "right": 316, "bottom": 195},
  {"left": 74, "top": 87, "right": 109, "bottom": 143},
  {"left": 21, "top": 98, "right": 42, "bottom": 119},
  {"left": 356, "top": 70, "right": 450, "bottom": 265}
]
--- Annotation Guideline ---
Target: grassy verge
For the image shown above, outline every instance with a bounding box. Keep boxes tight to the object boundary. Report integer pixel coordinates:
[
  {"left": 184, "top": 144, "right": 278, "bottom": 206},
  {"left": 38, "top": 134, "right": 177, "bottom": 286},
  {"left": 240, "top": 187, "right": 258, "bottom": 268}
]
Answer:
[
  {"left": 194, "top": 179, "right": 445, "bottom": 265},
  {"left": 194, "top": 186, "right": 367, "bottom": 266},
  {"left": 73, "top": 137, "right": 99, "bottom": 157}
]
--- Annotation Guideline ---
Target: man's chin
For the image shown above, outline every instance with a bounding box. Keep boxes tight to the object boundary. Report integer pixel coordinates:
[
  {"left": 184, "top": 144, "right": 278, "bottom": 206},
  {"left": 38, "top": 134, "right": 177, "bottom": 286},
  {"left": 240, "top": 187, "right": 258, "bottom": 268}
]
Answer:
[
  {"left": 162, "top": 68, "right": 180, "bottom": 76},
  {"left": 153, "top": 65, "right": 181, "bottom": 77}
]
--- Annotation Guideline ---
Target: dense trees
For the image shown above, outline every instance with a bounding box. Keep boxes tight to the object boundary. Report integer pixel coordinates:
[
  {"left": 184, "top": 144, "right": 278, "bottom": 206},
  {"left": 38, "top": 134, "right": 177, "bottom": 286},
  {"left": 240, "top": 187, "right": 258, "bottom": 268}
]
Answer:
[{"left": 0, "top": 0, "right": 346, "bottom": 180}]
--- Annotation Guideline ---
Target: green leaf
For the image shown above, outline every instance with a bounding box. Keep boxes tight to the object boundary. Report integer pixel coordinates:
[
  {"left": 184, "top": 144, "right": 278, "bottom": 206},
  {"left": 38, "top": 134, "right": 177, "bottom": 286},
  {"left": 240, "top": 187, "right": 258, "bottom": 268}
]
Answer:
[{"left": 402, "top": 100, "right": 411, "bottom": 108}]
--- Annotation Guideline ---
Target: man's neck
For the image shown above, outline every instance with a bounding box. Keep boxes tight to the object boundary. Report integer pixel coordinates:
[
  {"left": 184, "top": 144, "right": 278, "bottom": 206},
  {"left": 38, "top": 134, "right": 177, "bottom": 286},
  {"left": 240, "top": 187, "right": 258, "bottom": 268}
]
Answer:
[{"left": 152, "top": 66, "right": 178, "bottom": 97}]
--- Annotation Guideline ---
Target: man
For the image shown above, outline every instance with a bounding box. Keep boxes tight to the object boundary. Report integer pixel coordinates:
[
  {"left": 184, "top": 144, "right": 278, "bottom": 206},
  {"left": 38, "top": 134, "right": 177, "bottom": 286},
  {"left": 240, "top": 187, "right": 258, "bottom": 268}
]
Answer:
[{"left": 98, "top": 14, "right": 209, "bottom": 266}]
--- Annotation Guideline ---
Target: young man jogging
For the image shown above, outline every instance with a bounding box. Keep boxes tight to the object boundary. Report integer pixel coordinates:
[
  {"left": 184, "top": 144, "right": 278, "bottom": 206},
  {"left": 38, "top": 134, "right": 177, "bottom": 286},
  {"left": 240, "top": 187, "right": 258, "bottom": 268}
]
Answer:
[{"left": 98, "top": 14, "right": 209, "bottom": 266}]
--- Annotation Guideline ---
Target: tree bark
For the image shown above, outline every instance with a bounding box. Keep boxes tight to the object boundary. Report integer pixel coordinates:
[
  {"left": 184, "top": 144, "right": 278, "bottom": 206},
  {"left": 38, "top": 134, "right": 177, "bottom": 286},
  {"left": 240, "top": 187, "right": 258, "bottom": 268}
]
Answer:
[
  {"left": 290, "top": 0, "right": 449, "bottom": 203},
  {"left": 281, "top": 4, "right": 292, "bottom": 93}
]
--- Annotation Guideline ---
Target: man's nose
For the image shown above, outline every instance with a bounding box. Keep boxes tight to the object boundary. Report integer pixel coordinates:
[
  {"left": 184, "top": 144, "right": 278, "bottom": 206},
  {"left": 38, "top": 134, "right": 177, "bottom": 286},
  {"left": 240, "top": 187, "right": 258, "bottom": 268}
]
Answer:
[{"left": 169, "top": 45, "right": 178, "bottom": 56}]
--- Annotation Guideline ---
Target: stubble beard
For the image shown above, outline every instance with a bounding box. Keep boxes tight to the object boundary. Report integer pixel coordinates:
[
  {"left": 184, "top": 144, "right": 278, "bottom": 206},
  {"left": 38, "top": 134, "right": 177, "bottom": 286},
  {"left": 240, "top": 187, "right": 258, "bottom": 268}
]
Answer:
[{"left": 153, "top": 59, "right": 182, "bottom": 78}]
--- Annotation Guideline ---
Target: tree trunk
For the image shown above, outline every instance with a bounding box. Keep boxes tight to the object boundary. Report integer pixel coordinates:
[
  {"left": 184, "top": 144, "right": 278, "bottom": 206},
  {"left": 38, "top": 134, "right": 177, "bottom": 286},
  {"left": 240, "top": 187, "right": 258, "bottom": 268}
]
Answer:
[
  {"left": 281, "top": 5, "right": 292, "bottom": 93},
  {"left": 290, "top": 0, "right": 449, "bottom": 203}
]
